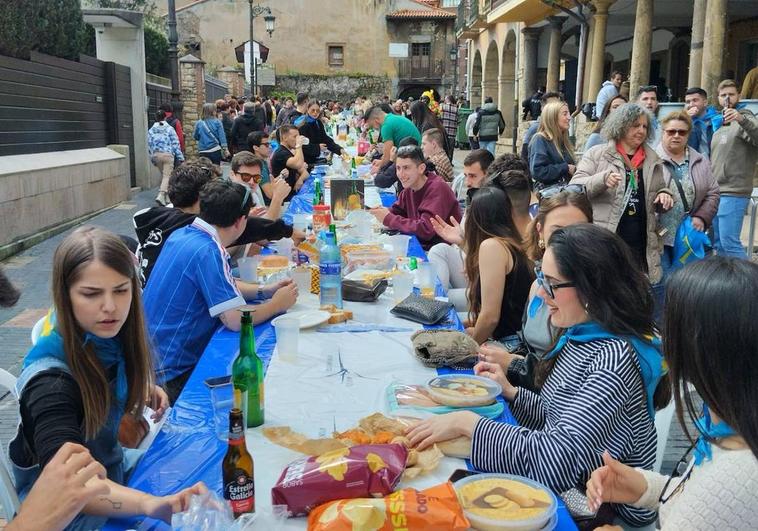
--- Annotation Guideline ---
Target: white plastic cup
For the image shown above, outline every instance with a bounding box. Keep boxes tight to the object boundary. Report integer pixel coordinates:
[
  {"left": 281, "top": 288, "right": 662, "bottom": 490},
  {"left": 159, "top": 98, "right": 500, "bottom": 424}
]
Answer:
[
  {"left": 291, "top": 266, "right": 312, "bottom": 293},
  {"left": 238, "top": 256, "right": 259, "bottom": 282},
  {"left": 273, "top": 238, "right": 294, "bottom": 259},
  {"left": 388, "top": 234, "right": 411, "bottom": 259},
  {"left": 292, "top": 213, "right": 309, "bottom": 232},
  {"left": 274, "top": 317, "right": 300, "bottom": 363},
  {"left": 392, "top": 270, "right": 413, "bottom": 303},
  {"left": 417, "top": 261, "right": 436, "bottom": 298},
  {"left": 210, "top": 381, "right": 247, "bottom": 440}
]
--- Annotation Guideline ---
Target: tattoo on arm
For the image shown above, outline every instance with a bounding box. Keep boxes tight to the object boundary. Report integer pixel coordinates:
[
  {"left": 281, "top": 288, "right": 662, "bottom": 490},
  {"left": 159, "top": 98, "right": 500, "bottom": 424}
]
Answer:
[{"left": 100, "top": 497, "right": 123, "bottom": 510}]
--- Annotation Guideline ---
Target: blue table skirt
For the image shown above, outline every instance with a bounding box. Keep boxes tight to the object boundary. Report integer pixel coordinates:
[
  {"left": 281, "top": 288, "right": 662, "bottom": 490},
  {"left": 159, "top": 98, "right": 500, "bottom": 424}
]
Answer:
[{"left": 104, "top": 172, "right": 576, "bottom": 530}]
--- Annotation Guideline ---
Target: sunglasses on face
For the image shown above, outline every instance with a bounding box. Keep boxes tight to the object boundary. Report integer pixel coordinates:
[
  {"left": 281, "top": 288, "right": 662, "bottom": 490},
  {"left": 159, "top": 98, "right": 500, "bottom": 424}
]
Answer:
[
  {"left": 537, "top": 183, "right": 585, "bottom": 202},
  {"left": 534, "top": 263, "right": 574, "bottom": 299},
  {"left": 664, "top": 129, "right": 689, "bottom": 137},
  {"left": 237, "top": 171, "right": 262, "bottom": 184}
]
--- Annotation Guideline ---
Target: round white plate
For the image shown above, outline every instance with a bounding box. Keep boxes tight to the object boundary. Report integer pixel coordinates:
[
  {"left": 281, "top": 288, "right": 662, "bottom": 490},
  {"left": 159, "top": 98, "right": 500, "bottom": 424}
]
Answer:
[{"left": 273, "top": 310, "right": 331, "bottom": 329}]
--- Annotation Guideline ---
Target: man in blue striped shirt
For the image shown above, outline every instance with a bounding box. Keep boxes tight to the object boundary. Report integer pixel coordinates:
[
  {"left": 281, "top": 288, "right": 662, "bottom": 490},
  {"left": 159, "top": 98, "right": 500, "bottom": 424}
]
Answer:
[{"left": 144, "top": 180, "right": 298, "bottom": 403}]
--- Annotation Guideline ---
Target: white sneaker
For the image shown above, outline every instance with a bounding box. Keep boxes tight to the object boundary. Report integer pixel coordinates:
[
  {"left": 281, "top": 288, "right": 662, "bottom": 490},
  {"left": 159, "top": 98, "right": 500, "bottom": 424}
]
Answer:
[{"left": 155, "top": 191, "right": 168, "bottom": 206}]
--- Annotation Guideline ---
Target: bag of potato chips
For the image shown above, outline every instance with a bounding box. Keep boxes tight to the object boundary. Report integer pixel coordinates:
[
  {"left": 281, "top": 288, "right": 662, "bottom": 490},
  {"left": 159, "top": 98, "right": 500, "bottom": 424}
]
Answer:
[
  {"left": 272, "top": 444, "right": 407, "bottom": 517},
  {"left": 308, "top": 482, "right": 470, "bottom": 531}
]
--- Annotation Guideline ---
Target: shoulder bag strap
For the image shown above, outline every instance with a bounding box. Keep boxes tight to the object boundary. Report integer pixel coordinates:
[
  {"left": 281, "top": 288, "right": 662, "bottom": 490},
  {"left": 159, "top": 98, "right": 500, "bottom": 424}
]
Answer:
[{"left": 668, "top": 164, "right": 690, "bottom": 212}]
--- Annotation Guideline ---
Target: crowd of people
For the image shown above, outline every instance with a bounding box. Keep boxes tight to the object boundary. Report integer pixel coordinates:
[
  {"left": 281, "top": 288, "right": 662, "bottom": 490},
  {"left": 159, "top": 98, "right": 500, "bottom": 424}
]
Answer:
[{"left": 3, "top": 72, "right": 757, "bottom": 530}]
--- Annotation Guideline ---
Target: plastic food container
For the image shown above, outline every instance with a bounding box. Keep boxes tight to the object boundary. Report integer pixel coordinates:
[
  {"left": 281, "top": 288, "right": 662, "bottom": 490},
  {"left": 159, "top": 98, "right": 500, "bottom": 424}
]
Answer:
[
  {"left": 453, "top": 473, "right": 558, "bottom": 531},
  {"left": 426, "top": 374, "right": 501, "bottom": 407}
]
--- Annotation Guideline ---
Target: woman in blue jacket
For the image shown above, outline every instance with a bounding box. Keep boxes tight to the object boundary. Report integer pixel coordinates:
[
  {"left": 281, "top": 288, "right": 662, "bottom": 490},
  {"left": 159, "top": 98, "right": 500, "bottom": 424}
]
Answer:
[
  {"left": 193, "top": 103, "right": 229, "bottom": 164},
  {"left": 528, "top": 102, "right": 576, "bottom": 190}
]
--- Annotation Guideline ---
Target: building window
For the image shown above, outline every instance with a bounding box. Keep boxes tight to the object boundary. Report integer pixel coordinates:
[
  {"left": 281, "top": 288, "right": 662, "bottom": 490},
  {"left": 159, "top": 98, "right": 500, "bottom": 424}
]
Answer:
[
  {"left": 328, "top": 45, "right": 344, "bottom": 67},
  {"left": 411, "top": 42, "right": 431, "bottom": 70},
  {"left": 440, "top": 0, "right": 459, "bottom": 6}
]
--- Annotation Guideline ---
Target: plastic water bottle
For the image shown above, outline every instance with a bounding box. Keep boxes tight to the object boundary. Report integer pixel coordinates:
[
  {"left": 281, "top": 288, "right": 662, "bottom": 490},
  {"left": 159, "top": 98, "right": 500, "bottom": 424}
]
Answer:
[{"left": 319, "top": 232, "right": 343, "bottom": 309}]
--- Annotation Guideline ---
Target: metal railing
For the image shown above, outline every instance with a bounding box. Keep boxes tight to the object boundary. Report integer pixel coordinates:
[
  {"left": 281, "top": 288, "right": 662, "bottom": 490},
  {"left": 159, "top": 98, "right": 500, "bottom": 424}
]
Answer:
[
  {"left": 456, "top": 1, "right": 469, "bottom": 33},
  {"left": 146, "top": 72, "right": 171, "bottom": 88},
  {"left": 468, "top": 0, "right": 479, "bottom": 23},
  {"left": 204, "top": 74, "right": 229, "bottom": 103}
]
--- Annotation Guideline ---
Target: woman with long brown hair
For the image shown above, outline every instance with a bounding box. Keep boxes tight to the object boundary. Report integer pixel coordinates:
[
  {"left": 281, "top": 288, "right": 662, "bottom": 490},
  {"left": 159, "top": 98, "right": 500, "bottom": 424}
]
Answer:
[
  {"left": 528, "top": 101, "right": 576, "bottom": 190},
  {"left": 463, "top": 186, "right": 533, "bottom": 346},
  {"left": 9, "top": 227, "right": 205, "bottom": 529}
]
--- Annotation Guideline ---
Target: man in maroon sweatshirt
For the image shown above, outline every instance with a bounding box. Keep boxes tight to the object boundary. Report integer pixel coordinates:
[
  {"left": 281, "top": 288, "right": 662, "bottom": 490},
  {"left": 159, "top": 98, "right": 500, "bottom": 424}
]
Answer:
[{"left": 369, "top": 145, "right": 461, "bottom": 250}]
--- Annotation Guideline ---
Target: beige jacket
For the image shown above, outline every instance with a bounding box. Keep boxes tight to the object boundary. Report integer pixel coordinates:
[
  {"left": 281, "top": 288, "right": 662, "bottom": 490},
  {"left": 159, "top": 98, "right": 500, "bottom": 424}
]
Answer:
[{"left": 571, "top": 142, "right": 672, "bottom": 283}]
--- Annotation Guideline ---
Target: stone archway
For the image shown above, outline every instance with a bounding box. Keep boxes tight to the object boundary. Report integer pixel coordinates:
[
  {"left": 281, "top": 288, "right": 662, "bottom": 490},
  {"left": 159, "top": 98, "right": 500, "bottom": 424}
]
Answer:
[
  {"left": 471, "top": 49, "right": 483, "bottom": 107},
  {"left": 482, "top": 40, "right": 499, "bottom": 108},
  {"left": 499, "top": 30, "right": 517, "bottom": 136}
]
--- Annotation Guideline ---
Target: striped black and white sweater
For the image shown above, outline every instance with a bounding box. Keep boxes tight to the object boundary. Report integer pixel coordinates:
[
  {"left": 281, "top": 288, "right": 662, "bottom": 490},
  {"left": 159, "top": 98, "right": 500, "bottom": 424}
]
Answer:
[{"left": 471, "top": 337, "right": 658, "bottom": 526}]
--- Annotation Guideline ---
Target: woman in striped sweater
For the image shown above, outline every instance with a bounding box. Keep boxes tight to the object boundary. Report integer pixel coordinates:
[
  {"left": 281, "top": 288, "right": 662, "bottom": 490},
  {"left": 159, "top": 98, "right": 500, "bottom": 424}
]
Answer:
[{"left": 408, "top": 224, "right": 671, "bottom": 527}]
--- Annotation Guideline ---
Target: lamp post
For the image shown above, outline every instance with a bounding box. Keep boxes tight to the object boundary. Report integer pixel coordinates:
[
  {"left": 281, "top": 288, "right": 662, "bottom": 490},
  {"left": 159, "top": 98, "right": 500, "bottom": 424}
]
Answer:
[
  {"left": 248, "top": 1, "right": 275, "bottom": 97},
  {"left": 449, "top": 44, "right": 458, "bottom": 99},
  {"left": 166, "top": 0, "right": 182, "bottom": 117}
]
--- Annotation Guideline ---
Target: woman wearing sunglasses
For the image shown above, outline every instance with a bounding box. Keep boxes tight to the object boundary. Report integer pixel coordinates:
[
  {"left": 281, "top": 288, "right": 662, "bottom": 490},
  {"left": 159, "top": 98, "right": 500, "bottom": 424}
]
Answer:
[
  {"left": 408, "top": 224, "right": 670, "bottom": 528},
  {"left": 571, "top": 103, "right": 674, "bottom": 284},
  {"left": 478, "top": 184, "right": 592, "bottom": 392},
  {"left": 655, "top": 110, "right": 720, "bottom": 278},
  {"left": 586, "top": 257, "right": 758, "bottom": 530}
]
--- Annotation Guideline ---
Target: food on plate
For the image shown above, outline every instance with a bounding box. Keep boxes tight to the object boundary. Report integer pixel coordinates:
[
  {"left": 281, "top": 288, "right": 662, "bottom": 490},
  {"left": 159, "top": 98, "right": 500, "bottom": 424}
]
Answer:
[
  {"left": 426, "top": 375, "right": 501, "bottom": 407},
  {"left": 308, "top": 482, "right": 470, "bottom": 531},
  {"left": 455, "top": 474, "right": 556, "bottom": 530},
  {"left": 320, "top": 304, "right": 354, "bottom": 324},
  {"left": 436, "top": 436, "right": 472, "bottom": 459},
  {"left": 259, "top": 255, "right": 289, "bottom": 268},
  {"left": 271, "top": 444, "right": 407, "bottom": 516}
]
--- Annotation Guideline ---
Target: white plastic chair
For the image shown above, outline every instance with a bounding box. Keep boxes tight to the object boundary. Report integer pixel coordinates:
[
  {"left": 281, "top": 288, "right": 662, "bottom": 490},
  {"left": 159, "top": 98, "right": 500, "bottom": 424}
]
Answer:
[
  {"left": 0, "top": 370, "right": 20, "bottom": 520},
  {"left": 654, "top": 401, "right": 676, "bottom": 473}
]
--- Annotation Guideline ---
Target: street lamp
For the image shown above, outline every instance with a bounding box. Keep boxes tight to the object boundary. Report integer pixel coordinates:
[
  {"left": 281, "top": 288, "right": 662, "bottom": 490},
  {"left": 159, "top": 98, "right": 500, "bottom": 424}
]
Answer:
[{"left": 248, "top": 1, "right": 275, "bottom": 97}]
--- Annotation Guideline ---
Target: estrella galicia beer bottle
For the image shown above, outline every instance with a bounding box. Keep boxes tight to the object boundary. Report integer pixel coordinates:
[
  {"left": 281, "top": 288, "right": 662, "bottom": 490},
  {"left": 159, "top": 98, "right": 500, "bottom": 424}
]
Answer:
[
  {"left": 233, "top": 310, "right": 264, "bottom": 427},
  {"left": 223, "top": 408, "right": 255, "bottom": 517}
]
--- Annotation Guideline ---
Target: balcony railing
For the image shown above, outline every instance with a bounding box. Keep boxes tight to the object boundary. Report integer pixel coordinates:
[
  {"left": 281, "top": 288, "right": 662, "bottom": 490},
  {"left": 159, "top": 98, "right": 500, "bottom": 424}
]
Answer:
[
  {"left": 398, "top": 58, "right": 443, "bottom": 81},
  {"left": 455, "top": 1, "right": 469, "bottom": 33}
]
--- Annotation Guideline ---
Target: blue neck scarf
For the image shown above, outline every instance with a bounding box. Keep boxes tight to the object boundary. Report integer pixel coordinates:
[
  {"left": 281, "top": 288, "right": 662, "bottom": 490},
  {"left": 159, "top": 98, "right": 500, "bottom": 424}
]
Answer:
[
  {"left": 693, "top": 404, "right": 736, "bottom": 466},
  {"left": 711, "top": 102, "right": 747, "bottom": 133},
  {"left": 543, "top": 321, "right": 666, "bottom": 418},
  {"left": 24, "top": 312, "right": 128, "bottom": 415}
]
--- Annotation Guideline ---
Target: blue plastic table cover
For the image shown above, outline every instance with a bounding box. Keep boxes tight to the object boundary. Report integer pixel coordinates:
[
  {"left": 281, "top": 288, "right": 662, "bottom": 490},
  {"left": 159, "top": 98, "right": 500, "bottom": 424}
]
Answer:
[{"left": 104, "top": 173, "right": 576, "bottom": 530}]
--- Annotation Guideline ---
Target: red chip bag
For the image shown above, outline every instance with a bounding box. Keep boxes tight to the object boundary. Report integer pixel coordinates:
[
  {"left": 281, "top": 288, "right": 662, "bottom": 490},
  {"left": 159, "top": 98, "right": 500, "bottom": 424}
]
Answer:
[
  {"left": 272, "top": 444, "right": 407, "bottom": 516},
  {"left": 308, "top": 482, "right": 470, "bottom": 531}
]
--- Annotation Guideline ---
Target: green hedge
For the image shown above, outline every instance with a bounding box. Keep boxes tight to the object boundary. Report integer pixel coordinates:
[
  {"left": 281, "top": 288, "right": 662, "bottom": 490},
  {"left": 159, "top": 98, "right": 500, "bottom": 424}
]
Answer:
[{"left": 0, "top": 0, "right": 88, "bottom": 60}]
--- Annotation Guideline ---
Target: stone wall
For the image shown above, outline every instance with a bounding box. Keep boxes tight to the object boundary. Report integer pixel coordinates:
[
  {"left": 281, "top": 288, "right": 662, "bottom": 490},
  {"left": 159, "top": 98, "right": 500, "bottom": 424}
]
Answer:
[
  {"left": 0, "top": 148, "right": 130, "bottom": 258},
  {"left": 274, "top": 73, "right": 392, "bottom": 103},
  {"left": 179, "top": 54, "right": 206, "bottom": 158}
]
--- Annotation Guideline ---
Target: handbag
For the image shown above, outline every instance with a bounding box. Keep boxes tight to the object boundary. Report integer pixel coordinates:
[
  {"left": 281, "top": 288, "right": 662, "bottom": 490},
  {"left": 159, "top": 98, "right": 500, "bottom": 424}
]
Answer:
[
  {"left": 390, "top": 294, "right": 452, "bottom": 325},
  {"left": 410, "top": 329, "right": 479, "bottom": 369},
  {"left": 669, "top": 169, "right": 711, "bottom": 269}
]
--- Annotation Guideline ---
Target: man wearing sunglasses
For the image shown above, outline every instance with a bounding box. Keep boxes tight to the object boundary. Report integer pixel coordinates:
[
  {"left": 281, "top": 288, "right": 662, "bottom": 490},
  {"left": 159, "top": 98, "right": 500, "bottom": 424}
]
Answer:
[{"left": 230, "top": 151, "right": 290, "bottom": 220}]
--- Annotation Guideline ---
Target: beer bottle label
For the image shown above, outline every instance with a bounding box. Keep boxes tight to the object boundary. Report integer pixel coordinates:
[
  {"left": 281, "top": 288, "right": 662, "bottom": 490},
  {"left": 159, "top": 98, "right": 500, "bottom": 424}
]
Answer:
[{"left": 224, "top": 469, "right": 255, "bottom": 514}]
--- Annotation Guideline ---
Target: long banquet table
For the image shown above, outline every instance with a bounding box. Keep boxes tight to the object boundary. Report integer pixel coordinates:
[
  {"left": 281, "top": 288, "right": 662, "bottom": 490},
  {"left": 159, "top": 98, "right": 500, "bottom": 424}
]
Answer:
[{"left": 104, "top": 173, "right": 576, "bottom": 530}]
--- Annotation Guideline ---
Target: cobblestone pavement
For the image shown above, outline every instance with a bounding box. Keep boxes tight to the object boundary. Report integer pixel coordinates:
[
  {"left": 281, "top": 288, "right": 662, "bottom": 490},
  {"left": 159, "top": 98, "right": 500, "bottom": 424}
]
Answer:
[{"left": 0, "top": 158, "right": 741, "bottom": 517}]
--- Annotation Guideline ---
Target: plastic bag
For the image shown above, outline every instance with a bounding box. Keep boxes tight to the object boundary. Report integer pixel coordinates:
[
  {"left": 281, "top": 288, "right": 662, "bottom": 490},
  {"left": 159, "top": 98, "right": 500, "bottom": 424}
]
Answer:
[{"left": 171, "top": 491, "right": 287, "bottom": 531}]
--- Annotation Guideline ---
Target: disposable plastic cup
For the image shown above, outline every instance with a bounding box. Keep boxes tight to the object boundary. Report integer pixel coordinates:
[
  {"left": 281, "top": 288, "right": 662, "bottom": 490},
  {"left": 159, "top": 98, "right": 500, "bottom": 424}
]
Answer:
[
  {"left": 274, "top": 317, "right": 300, "bottom": 363},
  {"left": 417, "top": 261, "right": 436, "bottom": 298},
  {"left": 392, "top": 270, "right": 413, "bottom": 303},
  {"left": 273, "top": 238, "right": 294, "bottom": 260},
  {"left": 292, "top": 213, "right": 309, "bottom": 232},
  {"left": 210, "top": 380, "right": 247, "bottom": 440},
  {"left": 237, "top": 256, "right": 258, "bottom": 283},
  {"left": 388, "top": 234, "right": 411, "bottom": 259},
  {"left": 290, "top": 266, "right": 312, "bottom": 293}
]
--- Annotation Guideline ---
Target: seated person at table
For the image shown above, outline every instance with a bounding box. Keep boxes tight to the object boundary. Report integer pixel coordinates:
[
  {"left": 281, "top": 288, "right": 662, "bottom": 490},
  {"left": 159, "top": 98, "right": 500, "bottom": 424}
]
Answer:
[
  {"left": 478, "top": 186, "right": 593, "bottom": 393},
  {"left": 369, "top": 146, "right": 461, "bottom": 250},
  {"left": 143, "top": 180, "right": 297, "bottom": 403},
  {"left": 229, "top": 150, "right": 291, "bottom": 220},
  {"left": 247, "top": 131, "right": 276, "bottom": 206},
  {"left": 485, "top": 156, "right": 534, "bottom": 237},
  {"left": 373, "top": 136, "right": 420, "bottom": 192},
  {"left": 8, "top": 228, "right": 206, "bottom": 530},
  {"left": 271, "top": 125, "right": 309, "bottom": 200},
  {"left": 408, "top": 224, "right": 670, "bottom": 528},
  {"left": 428, "top": 149, "right": 494, "bottom": 310},
  {"left": 295, "top": 101, "right": 345, "bottom": 166},
  {"left": 462, "top": 187, "right": 533, "bottom": 346},
  {"left": 364, "top": 105, "right": 421, "bottom": 168},
  {"left": 421, "top": 128, "right": 454, "bottom": 183},
  {"left": 586, "top": 257, "right": 758, "bottom": 530},
  {"left": 134, "top": 163, "right": 296, "bottom": 287}
]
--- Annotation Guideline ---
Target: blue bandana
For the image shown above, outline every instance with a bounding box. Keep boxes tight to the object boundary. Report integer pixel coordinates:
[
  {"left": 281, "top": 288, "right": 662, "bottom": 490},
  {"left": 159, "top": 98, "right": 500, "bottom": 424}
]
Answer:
[
  {"left": 24, "top": 311, "right": 128, "bottom": 416},
  {"left": 543, "top": 321, "right": 666, "bottom": 418},
  {"left": 711, "top": 102, "right": 747, "bottom": 133},
  {"left": 693, "top": 404, "right": 736, "bottom": 466}
]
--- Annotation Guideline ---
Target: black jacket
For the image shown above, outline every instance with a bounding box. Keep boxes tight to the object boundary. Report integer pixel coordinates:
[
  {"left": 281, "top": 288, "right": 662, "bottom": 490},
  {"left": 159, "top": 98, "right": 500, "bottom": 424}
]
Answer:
[
  {"left": 230, "top": 112, "right": 264, "bottom": 152},
  {"left": 527, "top": 134, "right": 574, "bottom": 190},
  {"left": 133, "top": 206, "right": 293, "bottom": 286},
  {"left": 297, "top": 118, "right": 342, "bottom": 165}
]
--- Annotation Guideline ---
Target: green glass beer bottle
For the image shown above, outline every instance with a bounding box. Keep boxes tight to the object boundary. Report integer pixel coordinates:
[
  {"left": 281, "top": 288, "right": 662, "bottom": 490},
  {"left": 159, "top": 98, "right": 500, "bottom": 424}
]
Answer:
[
  {"left": 313, "top": 178, "right": 323, "bottom": 206},
  {"left": 233, "top": 310, "right": 264, "bottom": 428}
]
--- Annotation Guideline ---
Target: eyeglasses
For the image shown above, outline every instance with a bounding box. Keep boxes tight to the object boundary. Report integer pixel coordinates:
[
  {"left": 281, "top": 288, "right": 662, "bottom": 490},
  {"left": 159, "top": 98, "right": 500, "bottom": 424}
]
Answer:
[
  {"left": 236, "top": 171, "right": 262, "bottom": 184},
  {"left": 658, "top": 441, "right": 696, "bottom": 504},
  {"left": 537, "top": 183, "right": 585, "bottom": 202},
  {"left": 534, "top": 263, "right": 574, "bottom": 299},
  {"left": 664, "top": 129, "right": 689, "bottom": 137}
]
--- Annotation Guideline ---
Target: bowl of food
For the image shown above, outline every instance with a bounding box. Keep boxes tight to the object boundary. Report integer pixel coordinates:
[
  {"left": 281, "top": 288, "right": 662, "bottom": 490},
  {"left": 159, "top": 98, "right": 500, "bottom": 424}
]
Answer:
[
  {"left": 426, "top": 375, "right": 501, "bottom": 407},
  {"left": 454, "top": 473, "right": 557, "bottom": 531}
]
